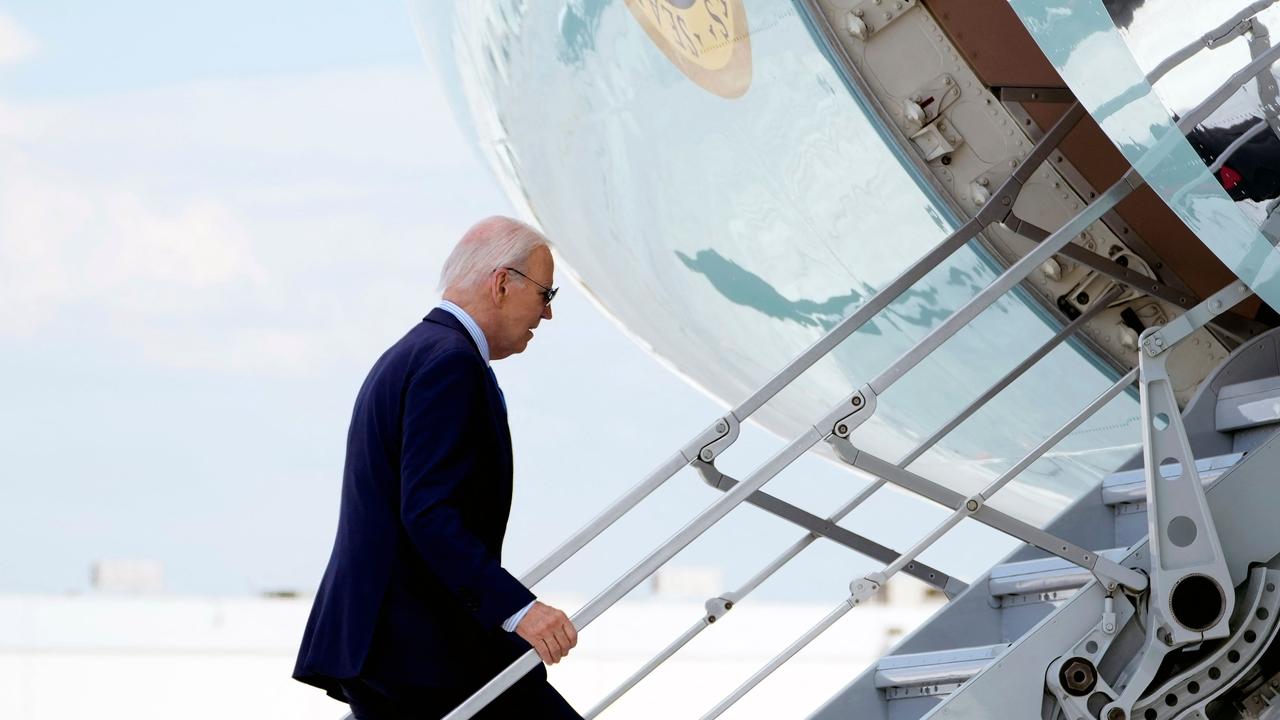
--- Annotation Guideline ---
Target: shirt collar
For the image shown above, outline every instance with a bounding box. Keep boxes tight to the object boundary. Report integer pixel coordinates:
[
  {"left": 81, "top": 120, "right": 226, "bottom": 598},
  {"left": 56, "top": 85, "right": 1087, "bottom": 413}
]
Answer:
[{"left": 436, "top": 300, "right": 490, "bottom": 365}]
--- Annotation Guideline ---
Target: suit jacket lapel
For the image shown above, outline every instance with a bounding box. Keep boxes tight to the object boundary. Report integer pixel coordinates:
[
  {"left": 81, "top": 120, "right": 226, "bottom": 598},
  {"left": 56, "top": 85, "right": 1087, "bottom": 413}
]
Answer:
[{"left": 485, "top": 366, "right": 513, "bottom": 468}]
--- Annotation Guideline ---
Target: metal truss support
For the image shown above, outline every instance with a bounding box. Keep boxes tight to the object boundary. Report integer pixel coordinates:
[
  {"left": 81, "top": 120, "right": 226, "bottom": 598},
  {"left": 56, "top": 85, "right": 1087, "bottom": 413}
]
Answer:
[
  {"left": 1141, "top": 312, "right": 1239, "bottom": 645},
  {"left": 1130, "top": 568, "right": 1280, "bottom": 720},
  {"left": 1140, "top": 311, "right": 1237, "bottom": 647},
  {"left": 844, "top": 447, "right": 1139, "bottom": 585},
  {"left": 696, "top": 465, "right": 959, "bottom": 592},
  {"left": 1003, "top": 215, "right": 1270, "bottom": 341},
  {"left": 1003, "top": 215, "right": 1194, "bottom": 309},
  {"left": 1044, "top": 590, "right": 1138, "bottom": 719},
  {"left": 579, "top": 285, "right": 1116, "bottom": 716},
  {"left": 585, "top": 286, "right": 1118, "bottom": 716},
  {"left": 699, "top": 371, "right": 1145, "bottom": 720},
  {"left": 1094, "top": 281, "right": 1254, "bottom": 720},
  {"left": 862, "top": 370, "right": 1141, "bottom": 591}
]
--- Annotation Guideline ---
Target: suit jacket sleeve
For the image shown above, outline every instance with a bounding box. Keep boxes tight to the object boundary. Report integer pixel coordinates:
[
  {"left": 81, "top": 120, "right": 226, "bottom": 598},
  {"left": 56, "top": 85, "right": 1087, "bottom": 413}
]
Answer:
[{"left": 400, "top": 350, "right": 536, "bottom": 629}]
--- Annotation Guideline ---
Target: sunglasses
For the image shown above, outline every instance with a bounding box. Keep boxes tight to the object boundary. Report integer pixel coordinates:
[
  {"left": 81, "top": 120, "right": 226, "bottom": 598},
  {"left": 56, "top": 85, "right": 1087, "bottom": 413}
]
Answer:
[{"left": 501, "top": 266, "right": 558, "bottom": 305}]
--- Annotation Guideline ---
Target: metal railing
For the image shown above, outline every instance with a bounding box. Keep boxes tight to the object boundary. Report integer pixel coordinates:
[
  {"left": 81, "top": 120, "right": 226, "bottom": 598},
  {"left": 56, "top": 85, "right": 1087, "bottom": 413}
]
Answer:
[
  {"left": 440, "top": 102, "right": 1121, "bottom": 719},
  {"left": 688, "top": 6, "right": 1280, "bottom": 716},
  {"left": 584, "top": 285, "right": 1118, "bottom": 719},
  {"left": 427, "top": 4, "right": 1280, "bottom": 719},
  {"left": 1145, "top": 0, "right": 1278, "bottom": 84},
  {"left": 702, "top": 366, "right": 1139, "bottom": 720}
]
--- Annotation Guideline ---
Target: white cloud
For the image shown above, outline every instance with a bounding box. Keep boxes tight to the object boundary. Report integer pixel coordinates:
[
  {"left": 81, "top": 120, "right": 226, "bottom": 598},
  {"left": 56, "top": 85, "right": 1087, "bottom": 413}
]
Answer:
[
  {"left": 0, "top": 13, "right": 38, "bottom": 66},
  {"left": 0, "top": 148, "right": 266, "bottom": 336},
  {"left": 0, "top": 65, "right": 500, "bottom": 373},
  {"left": 0, "top": 66, "right": 473, "bottom": 169}
]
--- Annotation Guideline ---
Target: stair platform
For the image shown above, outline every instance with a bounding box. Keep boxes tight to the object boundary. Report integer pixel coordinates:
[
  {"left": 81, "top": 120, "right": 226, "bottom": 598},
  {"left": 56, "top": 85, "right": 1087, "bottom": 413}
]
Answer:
[
  {"left": 875, "top": 643, "right": 1009, "bottom": 700},
  {"left": 1100, "top": 453, "right": 1243, "bottom": 507},
  {"left": 987, "top": 547, "right": 1128, "bottom": 605}
]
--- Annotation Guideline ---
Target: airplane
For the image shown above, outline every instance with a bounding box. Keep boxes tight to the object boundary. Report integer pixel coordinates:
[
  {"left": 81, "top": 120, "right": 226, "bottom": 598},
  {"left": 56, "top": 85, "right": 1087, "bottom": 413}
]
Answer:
[{"left": 400, "top": 0, "right": 1280, "bottom": 717}]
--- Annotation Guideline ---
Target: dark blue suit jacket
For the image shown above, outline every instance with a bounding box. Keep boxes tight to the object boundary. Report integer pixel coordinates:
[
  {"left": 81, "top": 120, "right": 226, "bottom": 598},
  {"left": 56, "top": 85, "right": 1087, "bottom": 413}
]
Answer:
[{"left": 294, "top": 308, "right": 537, "bottom": 698}]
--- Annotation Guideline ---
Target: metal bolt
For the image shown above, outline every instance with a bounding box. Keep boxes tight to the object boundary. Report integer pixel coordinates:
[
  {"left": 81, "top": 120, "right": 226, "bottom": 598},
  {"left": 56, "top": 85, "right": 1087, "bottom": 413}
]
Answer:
[
  {"left": 1107, "top": 708, "right": 1125, "bottom": 720},
  {"left": 965, "top": 498, "right": 979, "bottom": 512},
  {"left": 837, "top": 424, "right": 849, "bottom": 436},
  {"left": 700, "top": 449, "right": 714, "bottom": 461},
  {"left": 851, "top": 396, "right": 863, "bottom": 407},
  {"left": 1000, "top": 196, "right": 1011, "bottom": 206},
  {"left": 1060, "top": 657, "right": 1098, "bottom": 696},
  {"left": 716, "top": 420, "right": 728, "bottom": 433}
]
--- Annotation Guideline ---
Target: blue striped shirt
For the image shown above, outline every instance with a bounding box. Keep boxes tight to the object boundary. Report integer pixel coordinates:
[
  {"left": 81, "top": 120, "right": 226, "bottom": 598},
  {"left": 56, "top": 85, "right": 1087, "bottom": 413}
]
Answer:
[{"left": 437, "top": 300, "right": 490, "bottom": 364}]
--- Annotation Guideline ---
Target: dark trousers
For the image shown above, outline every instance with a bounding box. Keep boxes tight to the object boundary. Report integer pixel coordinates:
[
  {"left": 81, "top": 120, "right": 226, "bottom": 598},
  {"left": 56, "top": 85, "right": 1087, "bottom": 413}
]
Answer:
[{"left": 341, "top": 675, "right": 582, "bottom": 720}]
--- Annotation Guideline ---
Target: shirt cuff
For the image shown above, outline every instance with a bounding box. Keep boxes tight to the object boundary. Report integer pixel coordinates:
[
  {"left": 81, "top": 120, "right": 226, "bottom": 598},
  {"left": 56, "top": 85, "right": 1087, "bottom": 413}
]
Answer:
[{"left": 502, "top": 600, "right": 536, "bottom": 633}]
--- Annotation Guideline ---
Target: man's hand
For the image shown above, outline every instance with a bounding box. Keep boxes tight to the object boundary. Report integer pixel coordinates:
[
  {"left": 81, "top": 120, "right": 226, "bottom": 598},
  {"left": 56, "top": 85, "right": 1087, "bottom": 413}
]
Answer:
[{"left": 515, "top": 600, "right": 578, "bottom": 665}]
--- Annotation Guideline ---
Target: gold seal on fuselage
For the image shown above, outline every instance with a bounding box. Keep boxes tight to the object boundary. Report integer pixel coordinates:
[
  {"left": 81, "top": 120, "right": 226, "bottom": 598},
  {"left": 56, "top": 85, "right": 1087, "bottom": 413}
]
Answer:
[{"left": 624, "top": 0, "right": 752, "bottom": 99}]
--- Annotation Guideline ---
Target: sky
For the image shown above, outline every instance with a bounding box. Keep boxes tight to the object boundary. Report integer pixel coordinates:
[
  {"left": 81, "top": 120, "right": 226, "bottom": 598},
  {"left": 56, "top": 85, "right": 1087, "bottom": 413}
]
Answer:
[{"left": 0, "top": 1, "right": 1015, "bottom": 603}]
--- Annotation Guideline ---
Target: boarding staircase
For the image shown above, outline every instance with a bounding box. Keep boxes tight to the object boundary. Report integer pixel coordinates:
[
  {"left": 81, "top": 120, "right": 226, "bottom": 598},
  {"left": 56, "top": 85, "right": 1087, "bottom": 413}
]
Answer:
[
  {"left": 817, "top": 339, "right": 1280, "bottom": 719},
  {"left": 407, "top": 3, "right": 1280, "bottom": 719}
]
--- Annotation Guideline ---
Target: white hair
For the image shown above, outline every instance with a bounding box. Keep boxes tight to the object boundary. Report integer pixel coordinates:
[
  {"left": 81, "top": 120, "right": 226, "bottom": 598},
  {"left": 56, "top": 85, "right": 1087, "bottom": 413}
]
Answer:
[{"left": 437, "top": 216, "right": 551, "bottom": 292}]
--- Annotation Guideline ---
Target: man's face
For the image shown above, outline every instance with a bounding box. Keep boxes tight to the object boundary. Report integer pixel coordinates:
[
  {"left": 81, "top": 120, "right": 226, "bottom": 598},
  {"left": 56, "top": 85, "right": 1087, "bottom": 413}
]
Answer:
[{"left": 496, "top": 245, "right": 554, "bottom": 359}]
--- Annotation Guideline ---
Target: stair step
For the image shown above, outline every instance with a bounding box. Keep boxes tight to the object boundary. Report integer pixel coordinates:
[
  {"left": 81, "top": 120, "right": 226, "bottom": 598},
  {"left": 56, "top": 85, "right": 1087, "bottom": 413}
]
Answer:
[
  {"left": 874, "top": 643, "right": 1008, "bottom": 699},
  {"left": 987, "top": 548, "right": 1128, "bottom": 602},
  {"left": 1100, "top": 453, "right": 1243, "bottom": 507},
  {"left": 1217, "top": 376, "right": 1280, "bottom": 432}
]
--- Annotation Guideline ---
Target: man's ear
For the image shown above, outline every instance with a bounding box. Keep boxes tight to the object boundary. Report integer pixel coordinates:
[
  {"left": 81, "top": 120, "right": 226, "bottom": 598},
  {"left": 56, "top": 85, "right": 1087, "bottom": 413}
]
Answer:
[{"left": 489, "top": 269, "right": 508, "bottom": 306}]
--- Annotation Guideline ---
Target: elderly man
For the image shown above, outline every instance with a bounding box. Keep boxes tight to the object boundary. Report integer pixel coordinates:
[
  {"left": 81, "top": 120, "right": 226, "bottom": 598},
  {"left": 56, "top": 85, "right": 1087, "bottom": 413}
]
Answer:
[{"left": 294, "top": 216, "right": 582, "bottom": 719}]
